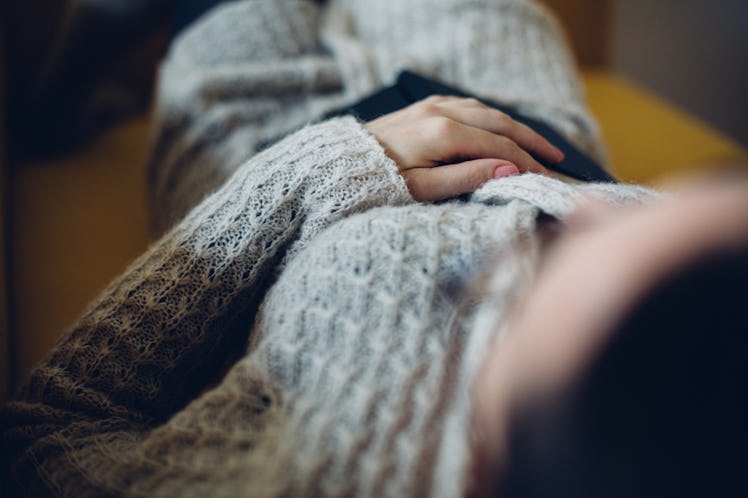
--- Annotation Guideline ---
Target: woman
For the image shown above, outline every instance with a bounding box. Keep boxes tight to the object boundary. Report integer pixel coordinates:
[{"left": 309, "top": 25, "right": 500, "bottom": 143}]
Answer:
[{"left": 3, "top": 1, "right": 746, "bottom": 497}]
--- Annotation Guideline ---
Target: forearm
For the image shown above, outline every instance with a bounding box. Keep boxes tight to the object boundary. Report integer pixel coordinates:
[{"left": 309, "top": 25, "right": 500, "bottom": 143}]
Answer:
[{"left": 2, "top": 117, "right": 411, "bottom": 482}]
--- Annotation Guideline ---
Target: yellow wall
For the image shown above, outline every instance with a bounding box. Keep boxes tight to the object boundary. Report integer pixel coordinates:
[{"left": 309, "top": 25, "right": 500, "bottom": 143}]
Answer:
[{"left": 584, "top": 71, "right": 747, "bottom": 184}]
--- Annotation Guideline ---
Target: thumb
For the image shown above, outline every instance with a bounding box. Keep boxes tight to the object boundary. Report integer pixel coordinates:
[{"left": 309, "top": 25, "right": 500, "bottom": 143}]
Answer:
[{"left": 404, "top": 159, "right": 520, "bottom": 201}]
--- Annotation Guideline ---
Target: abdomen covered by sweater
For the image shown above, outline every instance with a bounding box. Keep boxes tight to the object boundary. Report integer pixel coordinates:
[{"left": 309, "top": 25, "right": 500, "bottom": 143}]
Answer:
[{"left": 249, "top": 200, "right": 542, "bottom": 497}]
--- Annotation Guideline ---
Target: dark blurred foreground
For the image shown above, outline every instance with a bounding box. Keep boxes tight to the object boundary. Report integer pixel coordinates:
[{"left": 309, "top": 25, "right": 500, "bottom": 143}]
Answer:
[{"left": 499, "top": 247, "right": 748, "bottom": 498}]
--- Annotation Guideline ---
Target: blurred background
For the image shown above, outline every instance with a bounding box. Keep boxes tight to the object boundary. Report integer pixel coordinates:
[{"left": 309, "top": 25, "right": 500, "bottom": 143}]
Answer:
[
  {"left": 613, "top": 0, "right": 748, "bottom": 147},
  {"left": 556, "top": 0, "right": 748, "bottom": 147},
  {"left": 1, "top": 0, "right": 747, "bottom": 401}
]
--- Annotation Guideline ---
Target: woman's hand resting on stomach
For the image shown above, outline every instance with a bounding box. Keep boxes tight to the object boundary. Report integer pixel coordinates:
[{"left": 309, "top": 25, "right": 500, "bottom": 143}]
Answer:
[{"left": 365, "top": 95, "right": 564, "bottom": 201}]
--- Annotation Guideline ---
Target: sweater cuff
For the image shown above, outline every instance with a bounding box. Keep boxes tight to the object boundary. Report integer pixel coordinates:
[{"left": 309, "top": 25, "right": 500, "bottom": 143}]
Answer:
[
  {"left": 349, "top": 116, "right": 414, "bottom": 204},
  {"left": 291, "top": 115, "right": 413, "bottom": 207}
]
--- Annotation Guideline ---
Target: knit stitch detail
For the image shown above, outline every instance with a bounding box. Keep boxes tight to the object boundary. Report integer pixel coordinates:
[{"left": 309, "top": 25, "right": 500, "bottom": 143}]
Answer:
[{"left": 2, "top": 1, "right": 657, "bottom": 497}]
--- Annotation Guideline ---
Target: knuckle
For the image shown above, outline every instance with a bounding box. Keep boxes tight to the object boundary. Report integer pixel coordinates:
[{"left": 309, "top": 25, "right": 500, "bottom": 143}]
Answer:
[
  {"left": 418, "top": 102, "right": 442, "bottom": 117},
  {"left": 494, "top": 134, "right": 514, "bottom": 150},
  {"left": 429, "top": 116, "right": 457, "bottom": 138},
  {"left": 420, "top": 95, "right": 449, "bottom": 110},
  {"left": 492, "top": 110, "right": 512, "bottom": 125},
  {"left": 422, "top": 95, "right": 444, "bottom": 104}
]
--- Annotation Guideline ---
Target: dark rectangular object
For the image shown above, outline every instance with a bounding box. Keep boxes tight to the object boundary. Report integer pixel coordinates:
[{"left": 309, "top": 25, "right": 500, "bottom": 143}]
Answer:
[{"left": 328, "top": 70, "right": 616, "bottom": 183}]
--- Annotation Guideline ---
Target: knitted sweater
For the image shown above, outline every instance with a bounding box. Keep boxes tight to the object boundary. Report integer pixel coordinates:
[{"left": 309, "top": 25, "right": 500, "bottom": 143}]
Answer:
[{"left": 2, "top": 1, "right": 654, "bottom": 497}]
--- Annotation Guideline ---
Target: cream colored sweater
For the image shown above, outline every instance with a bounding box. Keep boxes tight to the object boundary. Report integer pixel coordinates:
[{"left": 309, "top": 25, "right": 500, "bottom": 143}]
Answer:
[{"left": 2, "top": 1, "right": 653, "bottom": 497}]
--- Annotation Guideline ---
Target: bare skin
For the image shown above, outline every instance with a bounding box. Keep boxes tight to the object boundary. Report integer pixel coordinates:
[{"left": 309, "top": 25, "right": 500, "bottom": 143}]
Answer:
[{"left": 365, "top": 95, "right": 563, "bottom": 201}]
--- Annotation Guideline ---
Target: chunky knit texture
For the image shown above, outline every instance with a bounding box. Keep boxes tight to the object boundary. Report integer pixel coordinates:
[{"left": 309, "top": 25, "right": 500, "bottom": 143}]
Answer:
[{"left": 3, "top": 1, "right": 654, "bottom": 497}]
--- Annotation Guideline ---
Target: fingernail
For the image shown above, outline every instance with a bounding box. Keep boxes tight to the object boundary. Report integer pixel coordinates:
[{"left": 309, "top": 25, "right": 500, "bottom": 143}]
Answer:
[
  {"left": 554, "top": 147, "right": 565, "bottom": 163},
  {"left": 494, "top": 164, "right": 520, "bottom": 179}
]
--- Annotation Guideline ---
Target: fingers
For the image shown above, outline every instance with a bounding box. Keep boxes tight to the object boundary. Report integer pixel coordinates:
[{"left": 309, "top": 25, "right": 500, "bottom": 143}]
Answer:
[
  {"left": 363, "top": 95, "right": 559, "bottom": 202},
  {"left": 425, "top": 118, "right": 550, "bottom": 175},
  {"left": 403, "top": 158, "right": 519, "bottom": 201},
  {"left": 419, "top": 96, "right": 565, "bottom": 165}
]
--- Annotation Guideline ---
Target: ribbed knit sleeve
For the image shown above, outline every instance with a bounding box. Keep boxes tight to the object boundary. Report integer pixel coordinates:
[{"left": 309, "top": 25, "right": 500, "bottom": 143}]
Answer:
[{"left": 1, "top": 117, "right": 411, "bottom": 496}]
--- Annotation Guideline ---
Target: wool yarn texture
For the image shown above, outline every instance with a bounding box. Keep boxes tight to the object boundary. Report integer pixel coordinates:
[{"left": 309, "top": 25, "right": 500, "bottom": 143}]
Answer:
[{"left": 2, "top": 1, "right": 654, "bottom": 497}]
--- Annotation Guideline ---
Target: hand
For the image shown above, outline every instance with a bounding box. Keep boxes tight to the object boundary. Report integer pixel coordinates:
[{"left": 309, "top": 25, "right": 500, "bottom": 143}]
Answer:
[{"left": 364, "top": 96, "right": 564, "bottom": 201}]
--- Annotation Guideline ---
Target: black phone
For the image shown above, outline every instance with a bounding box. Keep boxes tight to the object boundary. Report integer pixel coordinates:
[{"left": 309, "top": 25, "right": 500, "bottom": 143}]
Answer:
[{"left": 326, "top": 70, "right": 616, "bottom": 183}]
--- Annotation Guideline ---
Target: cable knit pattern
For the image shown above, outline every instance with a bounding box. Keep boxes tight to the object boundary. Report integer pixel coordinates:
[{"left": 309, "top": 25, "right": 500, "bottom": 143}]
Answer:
[{"left": 3, "top": 1, "right": 656, "bottom": 497}]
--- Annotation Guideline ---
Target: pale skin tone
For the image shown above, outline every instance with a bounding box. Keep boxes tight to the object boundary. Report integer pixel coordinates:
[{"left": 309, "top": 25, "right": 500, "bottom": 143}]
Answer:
[
  {"left": 364, "top": 97, "right": 748, "bottom": 497},
  {"left": 364, "top": 95, "right": 563, "bottom": 201}
]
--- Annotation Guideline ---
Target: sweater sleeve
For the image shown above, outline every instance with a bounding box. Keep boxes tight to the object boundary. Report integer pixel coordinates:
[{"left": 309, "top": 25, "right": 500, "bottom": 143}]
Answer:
[
  {"left": 1, "top": 117, "right": 412, "bottom": 493},
  {"left": 148, "top": 0, "right": 346, "bottom": 235}
]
